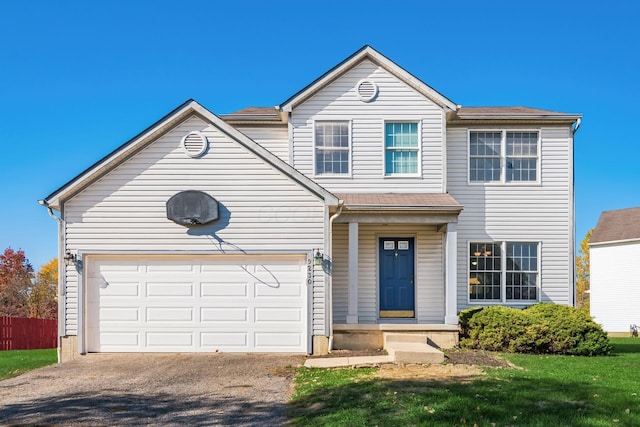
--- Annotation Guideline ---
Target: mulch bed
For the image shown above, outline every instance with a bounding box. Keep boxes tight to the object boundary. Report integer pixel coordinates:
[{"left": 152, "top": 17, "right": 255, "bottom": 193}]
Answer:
[{"left": 444, "top": 348, "right": 511, "bottom": 368}]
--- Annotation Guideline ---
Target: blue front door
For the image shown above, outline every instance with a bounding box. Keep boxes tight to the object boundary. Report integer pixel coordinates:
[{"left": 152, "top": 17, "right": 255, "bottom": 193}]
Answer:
[{"left": 379, "top": 238, "right": 415, "bottom": 318}]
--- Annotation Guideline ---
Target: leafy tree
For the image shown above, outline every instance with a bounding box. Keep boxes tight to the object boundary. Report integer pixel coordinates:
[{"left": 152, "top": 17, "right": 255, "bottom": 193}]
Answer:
[
  {"left": 0, "top": 248, "right": 34, "bottom": 317},
  {"left": 576, "top": 228, "right": 593, "bottom": 311},
  {"left": 28, "top": 258, "right": 58, "bottom": 319}
]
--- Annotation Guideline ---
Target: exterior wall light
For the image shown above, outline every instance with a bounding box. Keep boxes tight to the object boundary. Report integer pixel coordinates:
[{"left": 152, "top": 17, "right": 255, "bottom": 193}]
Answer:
[
  {"left": 64, "top": 251, "right": 77, "bottom": 266},
  {"left": 314, "top": 250, "right": 323, "bottom": 266}
]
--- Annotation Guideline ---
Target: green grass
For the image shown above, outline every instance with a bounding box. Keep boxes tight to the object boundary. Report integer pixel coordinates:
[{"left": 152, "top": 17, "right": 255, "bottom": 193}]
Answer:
[
  {"left": 289, "top": 338, "right": 640, "bottom": 426},
  {"left": 0, "top": 348, "right": 57, "bottom": 380}
]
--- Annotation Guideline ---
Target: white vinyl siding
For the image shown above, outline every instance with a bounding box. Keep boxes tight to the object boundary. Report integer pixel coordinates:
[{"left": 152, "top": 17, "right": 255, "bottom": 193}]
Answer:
[
  {"left": 448, "top": 126, "right": 574, "bottom": 310},
  {"left": 63, "top": 115, "right": 325, "bottom": 336},
  {"left": 291, "top": 59, "right": 445, "bottom": 193},
  {"left": 590, "top": 242, "right": 640, "bottom": 332},
  {"left": 332, "top": 224, "right": 445, "bottom": 324},
  {"left": 233, "top": 125, "right": 290, "bottom": 163}
]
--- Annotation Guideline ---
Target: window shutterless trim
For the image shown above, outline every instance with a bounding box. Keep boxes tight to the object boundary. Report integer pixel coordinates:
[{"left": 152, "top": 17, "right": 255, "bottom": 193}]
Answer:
[
  {"left": 382, "top": 120, "right": 422, "bottom": 178},
  {"left": 467, "top": 240, "right": 541, "bottom": 305},
  {"left": 312, "top": 120, "right": 352, "bottom": 178},
  {"left": 467, "top": 129, "right": 541, "bottom": 186}
]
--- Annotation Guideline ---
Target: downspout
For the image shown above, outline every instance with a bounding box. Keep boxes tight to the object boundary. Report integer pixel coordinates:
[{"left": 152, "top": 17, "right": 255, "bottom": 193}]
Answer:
[
  {"left": 570, "top": 117, "right": 582, "bottom": 307},
  {"left": 38, "top": 199, "right": 64, "bottom": 364},
  {"left": 327, "top": 203, "right": 343, "bottom": 352}
]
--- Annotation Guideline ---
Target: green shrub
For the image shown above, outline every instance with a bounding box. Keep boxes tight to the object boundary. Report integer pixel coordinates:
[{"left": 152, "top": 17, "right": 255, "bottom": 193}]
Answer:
[{"left": 459, "top": 303, "right": 612, "bottom": 356}]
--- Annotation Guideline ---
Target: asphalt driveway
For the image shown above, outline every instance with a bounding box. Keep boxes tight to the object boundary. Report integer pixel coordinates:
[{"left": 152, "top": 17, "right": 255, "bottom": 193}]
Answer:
[{"left": 0, "top": 352, "right": 306, "bottom": 426}]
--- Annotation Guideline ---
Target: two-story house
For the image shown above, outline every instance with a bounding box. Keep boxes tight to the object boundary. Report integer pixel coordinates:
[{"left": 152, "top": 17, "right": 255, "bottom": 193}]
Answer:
[{"left": 40, "top": 46, "right": 581, "bottom": 361}]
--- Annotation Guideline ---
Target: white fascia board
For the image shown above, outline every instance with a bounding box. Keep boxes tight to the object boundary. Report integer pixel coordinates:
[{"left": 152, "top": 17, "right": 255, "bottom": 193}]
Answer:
[{"left": 589, "top": 238, "right": 640, "bottom": 247}]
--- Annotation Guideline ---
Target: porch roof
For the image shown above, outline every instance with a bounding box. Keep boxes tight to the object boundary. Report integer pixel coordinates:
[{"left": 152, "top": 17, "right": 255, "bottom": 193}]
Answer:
[{"left": 336, "top": 193, "right": 463, "bottom": 212}]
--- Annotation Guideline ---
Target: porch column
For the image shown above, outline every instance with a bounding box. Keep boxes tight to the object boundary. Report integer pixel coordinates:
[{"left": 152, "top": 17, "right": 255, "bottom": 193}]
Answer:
[
  {"left": 445, "top": 222, "right": 458, "bottom": 325},
  {"left": 346, "top": 222, "right": 359, "bottom": 323}
]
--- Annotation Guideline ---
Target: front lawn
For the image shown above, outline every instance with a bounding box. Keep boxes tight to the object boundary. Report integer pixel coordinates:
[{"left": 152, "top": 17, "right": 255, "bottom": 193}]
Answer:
[
  {"left": 289, "top": 338, "right": 640, "bottom": 426},
  {"left": 0, "top": 349, "right": 57, "bottom": 380}
]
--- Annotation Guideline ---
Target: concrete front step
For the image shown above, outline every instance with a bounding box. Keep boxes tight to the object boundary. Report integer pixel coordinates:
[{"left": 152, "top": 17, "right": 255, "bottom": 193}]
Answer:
[
  {"left": 384, "top": 333, "right": 430, "bottom": 346},
  {"left": 304, "top": 332, "right": 446, "bottom": 368},
  {"left": 385, "top": 342, "right": 445, "bottom": 364}
]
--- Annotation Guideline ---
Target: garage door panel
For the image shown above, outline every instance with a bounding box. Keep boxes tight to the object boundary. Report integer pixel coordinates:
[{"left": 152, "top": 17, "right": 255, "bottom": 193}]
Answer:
[
  {"left": 98, "top": 264, "right": 140, "bottom": 272},
  {"left": 101, "top": 307, "right": 139, "bottom": 322},
  {"left": 200, "top": 282, "right": 248, "bottom": 297},
  {"left": 101, "top": 332, "right": 139, "bottom": 347},
  {"left": 146, "top": 264, "right": 195, "bottom": 272},
  {"left": 201, "top": 307, "right": 248, "bottom": 322},
  {"left": 255, "top": 307, "right": 302, "bottom": 322},
  {"left": 201, "top": 332, "right": 248, "bottom": 349},
  {"left": 86, "top": 255, "right": 308, "bottom": 353},
  {"left": 146, "top": 282, "right": 194, "bottom": 297},
  {"left": 255, "top": 332, "right": 303, "bottom": 349},
  {"left": 146, "top": 307, "right": 193, "bottom": 322},
  {"left": 255, "top": 283, "right": 302, "bottom": 297},
  {"left": 146, "top": 332, "right": 193, "bottom": 348}
]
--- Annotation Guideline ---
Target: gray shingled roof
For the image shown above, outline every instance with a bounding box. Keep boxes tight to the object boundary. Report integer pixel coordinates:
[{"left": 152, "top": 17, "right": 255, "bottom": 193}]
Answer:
[
  {"left": 336, "top": 193, "right": 463, "bottom": 211},
  {"left": 591, "top": 207, "right": 640, "bottom": 244}
]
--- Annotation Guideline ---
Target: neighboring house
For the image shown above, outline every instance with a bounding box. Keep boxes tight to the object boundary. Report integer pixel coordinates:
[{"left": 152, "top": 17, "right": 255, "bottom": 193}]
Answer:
[
  {"left": 590, "top": 207, "right": 640, "bottom": 334},
  {"left": 40, "top": 46, "right": 581, "bottom": 361}
]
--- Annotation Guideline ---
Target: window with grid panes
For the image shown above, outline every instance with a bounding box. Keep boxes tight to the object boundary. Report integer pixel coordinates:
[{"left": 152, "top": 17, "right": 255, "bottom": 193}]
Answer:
[
  {"left": 385, "top": 122, "right": 419, "bottom": 175},
  {"left": 469, "top": 242, "right": 539, "bottom": 302},
  {"left": 469, "top": 131, "right": 539, "bottom": 183},
  {"left": 469, "top": 132, "right": 501, "bottom": 182},
  {"left": 506, "top": 242, "right": 538, "bottom": 301},
  {"left": 315, "top": 122, "right": 349, "bottom": 175},
  {"left": 506, "top": 132, "right": 538, "bottom": 181},
  {"left": 469, "top": 243, "right": 502, "bottom": 300}
]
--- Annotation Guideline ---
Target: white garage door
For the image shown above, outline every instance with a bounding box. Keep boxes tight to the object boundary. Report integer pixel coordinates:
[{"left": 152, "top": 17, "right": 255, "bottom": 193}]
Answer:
[{"left": 85, "top": 255, "right": 309, "bottom": 353}]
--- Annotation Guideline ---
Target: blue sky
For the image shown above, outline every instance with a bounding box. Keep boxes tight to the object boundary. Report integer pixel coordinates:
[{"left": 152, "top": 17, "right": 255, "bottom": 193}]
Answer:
[{"left": 1, "top": 1, "right": 638, "bottom": 269}]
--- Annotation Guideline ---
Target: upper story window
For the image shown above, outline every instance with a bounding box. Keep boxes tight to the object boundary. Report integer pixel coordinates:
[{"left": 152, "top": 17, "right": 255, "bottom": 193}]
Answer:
[
  {"left": 469, "top": 130, "right": 539, "bottom": 183},
  {"left": 315, "top": 122, "right": 350, "bottom": 175},
  {"left": 469, "top": 241, "right": 539, "bottom": 303},
  {"left": 385, "top": 122, "right": 419, "bottom": 176}
]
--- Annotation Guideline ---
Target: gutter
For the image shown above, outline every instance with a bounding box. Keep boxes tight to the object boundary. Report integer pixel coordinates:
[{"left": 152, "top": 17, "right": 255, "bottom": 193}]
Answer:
[{"left": 38, "top": 199, "right": 65, "bottom": 364}]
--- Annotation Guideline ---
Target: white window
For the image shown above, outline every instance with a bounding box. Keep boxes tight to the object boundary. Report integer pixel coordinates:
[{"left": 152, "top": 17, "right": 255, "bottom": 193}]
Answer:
[
  {"left": 385, "top": 122, "right": 419, "bottom": 175},
  {"left": 469, "top": 242, "right": 539, "bottom": 303},
  {"left": 469, "top": 130, "right": 539, "bottom": 183},
  {"left": 315, "top": 122, "right": 350, "bottom": 175}
]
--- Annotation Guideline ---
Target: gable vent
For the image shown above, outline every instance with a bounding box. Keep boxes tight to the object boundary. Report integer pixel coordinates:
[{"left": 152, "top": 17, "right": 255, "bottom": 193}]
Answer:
[
  {"left": 356, "top": 79, "right": 378, "bottom": 102},
  {"left": 181, "top": 131, "right": 208, "bottom": 158}
]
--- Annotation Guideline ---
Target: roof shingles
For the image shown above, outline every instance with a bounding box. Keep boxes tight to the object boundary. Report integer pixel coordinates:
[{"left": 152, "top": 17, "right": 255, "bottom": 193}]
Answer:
[
  {"left": 591, "top": 207, "right": 640, "bottom": 244},
  {"left": 336, "top": 193, "right": 462, "bottom": 210}
]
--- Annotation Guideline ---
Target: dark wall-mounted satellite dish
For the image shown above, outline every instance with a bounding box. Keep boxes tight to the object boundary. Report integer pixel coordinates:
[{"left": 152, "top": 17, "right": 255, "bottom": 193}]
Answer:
[{"left": 166, "top": 190, "right": 219, "bottom": 226}]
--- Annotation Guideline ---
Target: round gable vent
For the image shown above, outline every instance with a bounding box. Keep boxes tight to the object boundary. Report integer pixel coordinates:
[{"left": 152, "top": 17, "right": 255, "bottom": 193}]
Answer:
[
  {"left": 181, "top": 131, "right": 208, "bottom": 158},
  {"left": 356, "top": 79, "right": 378, "bottom": 102}
]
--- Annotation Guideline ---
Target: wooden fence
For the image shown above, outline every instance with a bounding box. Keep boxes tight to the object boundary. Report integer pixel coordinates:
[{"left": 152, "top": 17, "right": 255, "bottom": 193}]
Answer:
[{"left": 0, "top": 316, "right": 57, "bottom": 350}]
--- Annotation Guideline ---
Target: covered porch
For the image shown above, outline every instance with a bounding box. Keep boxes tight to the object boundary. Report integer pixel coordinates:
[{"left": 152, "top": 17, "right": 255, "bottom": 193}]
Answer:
[{"left": 329, "top": 193, "right": 463, "bottom": 351}]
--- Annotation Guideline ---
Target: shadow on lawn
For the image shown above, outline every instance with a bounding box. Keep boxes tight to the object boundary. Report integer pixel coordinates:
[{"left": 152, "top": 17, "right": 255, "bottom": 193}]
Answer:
[
  {"left": 289, "top": 374, "right": 636, "bottom": 426},
  {"left": 0, "top": 391, "right": 285, "bottom": 426},
  {"left": 612, "top": 339, "right": 640, "bottom": 354}
]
